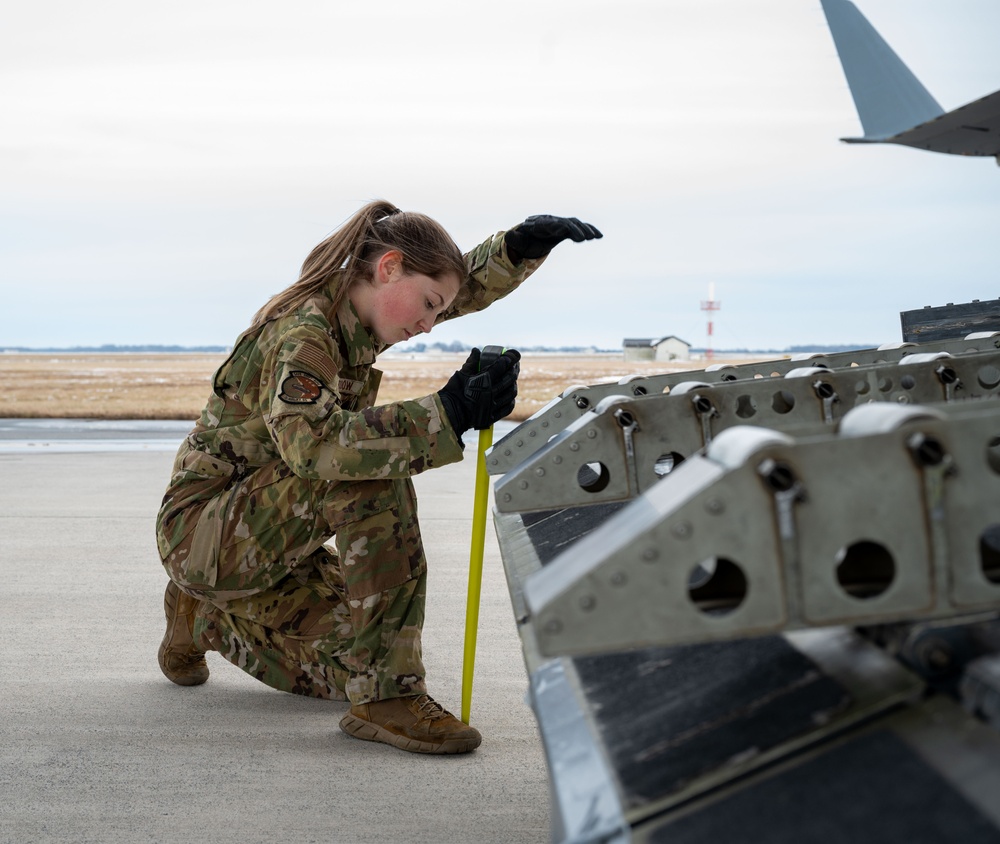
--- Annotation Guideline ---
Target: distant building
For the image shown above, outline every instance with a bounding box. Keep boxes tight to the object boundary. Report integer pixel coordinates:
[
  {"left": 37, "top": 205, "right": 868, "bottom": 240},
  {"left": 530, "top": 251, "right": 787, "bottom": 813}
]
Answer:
[{"left": 622, "top": 336, "right": 691, "bottom": 362}]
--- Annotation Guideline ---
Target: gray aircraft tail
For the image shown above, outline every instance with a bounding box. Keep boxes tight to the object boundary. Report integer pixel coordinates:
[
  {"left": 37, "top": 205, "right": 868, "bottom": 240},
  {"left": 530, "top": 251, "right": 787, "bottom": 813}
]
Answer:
[
  {"left": 820, "top": 0, "right": 1000, "bottom": 161},
  {"left": 820, "top": 0, "right": 944, "bottom": 140}
]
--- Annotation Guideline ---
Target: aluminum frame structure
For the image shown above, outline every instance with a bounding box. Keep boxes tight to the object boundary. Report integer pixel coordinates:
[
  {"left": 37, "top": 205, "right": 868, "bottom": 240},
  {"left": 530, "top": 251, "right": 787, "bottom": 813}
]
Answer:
[
  {"left": 487, "top": 333, "right": 1000, "bottom": 477},
  {"left": 495, "top": 345, "right": 1000, "bottom": 513},
  {"left": 523, "top": 401, "right": 1000, "bottom": 656},
  {"left": 490, "top": 329, "right": 1000, "bottom": 843}
]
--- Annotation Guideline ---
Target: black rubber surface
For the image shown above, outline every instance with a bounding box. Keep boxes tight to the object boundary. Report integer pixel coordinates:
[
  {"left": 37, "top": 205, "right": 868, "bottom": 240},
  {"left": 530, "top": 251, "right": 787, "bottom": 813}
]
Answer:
[
  {"left": 572, "top": 636, "right": 853, "bottom": 808},
  {"left": 521, "top": 503, "right": 626, "bottom": 565},
  {"left": 647, "top": 729, "right": 1000, "bottom": 843}
]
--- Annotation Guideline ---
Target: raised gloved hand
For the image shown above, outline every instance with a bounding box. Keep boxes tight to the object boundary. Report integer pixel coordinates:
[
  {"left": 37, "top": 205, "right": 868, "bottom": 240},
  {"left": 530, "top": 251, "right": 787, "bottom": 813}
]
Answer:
[
  {"left": 504, "top": 215, "right": 603, "bottom": 263},
  {"left": 438, "top": 348, "right": 521, "bottom": 435}
]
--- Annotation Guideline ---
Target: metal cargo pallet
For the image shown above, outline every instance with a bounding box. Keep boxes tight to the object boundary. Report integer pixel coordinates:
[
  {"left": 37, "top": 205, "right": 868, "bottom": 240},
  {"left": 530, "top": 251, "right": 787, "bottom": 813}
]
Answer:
[{"left": 492, "top": 325, "right": 1000, "bottom": 843}]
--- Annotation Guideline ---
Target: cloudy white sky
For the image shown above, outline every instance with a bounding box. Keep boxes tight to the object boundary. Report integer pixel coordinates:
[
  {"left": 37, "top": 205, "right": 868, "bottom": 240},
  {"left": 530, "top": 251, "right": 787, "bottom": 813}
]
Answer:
[{"left": 4, "top": 0, "right": 999, "bottom": 352}]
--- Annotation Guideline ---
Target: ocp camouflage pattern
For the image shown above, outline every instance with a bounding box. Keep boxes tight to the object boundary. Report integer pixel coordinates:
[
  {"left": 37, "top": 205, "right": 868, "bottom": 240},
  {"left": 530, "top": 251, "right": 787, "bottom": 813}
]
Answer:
[{"left": 156, "top": 231, "right": 542, "bottom": 702}]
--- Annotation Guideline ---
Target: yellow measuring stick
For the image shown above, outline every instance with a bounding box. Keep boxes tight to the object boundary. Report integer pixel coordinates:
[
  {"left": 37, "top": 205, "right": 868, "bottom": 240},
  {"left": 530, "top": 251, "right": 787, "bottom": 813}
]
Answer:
[
  {"left": 461, "top": 344, "right": 506, "bottom": 725},
  {"left": 461, "top": 423, "right": 494, "bottom": 725}
]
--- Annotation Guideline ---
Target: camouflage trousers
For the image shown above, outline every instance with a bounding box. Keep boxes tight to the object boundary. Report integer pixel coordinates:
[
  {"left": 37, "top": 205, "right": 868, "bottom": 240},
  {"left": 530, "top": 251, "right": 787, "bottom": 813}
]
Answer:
[{"left": 159, "top": 459, "right": 427, "bottom": 704}]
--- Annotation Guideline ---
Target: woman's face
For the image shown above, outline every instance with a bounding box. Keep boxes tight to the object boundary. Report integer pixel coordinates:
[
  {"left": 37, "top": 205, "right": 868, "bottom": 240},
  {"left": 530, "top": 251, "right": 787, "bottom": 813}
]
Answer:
[{"left": 354, "top": 251, "right": 462, "bottom": 346}]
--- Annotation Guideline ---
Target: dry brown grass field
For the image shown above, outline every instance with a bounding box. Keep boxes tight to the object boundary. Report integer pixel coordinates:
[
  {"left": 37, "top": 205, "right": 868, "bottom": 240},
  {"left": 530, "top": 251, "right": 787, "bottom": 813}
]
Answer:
[{"left": 0, "top": 352, "right": 763, "bottom": 422}]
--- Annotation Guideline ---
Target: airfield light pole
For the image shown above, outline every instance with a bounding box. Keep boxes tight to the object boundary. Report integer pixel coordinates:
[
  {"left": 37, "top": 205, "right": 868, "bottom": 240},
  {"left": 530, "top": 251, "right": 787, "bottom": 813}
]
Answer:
[{"left": 700, "top": 282, "right": 721, "bottom": 361}]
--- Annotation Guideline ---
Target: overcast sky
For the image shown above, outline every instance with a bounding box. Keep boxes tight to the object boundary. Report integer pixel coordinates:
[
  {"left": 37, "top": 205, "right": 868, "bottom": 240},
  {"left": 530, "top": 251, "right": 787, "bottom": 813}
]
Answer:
[{"left": 4, "top": 0, "right": 999, "bottom": 352}]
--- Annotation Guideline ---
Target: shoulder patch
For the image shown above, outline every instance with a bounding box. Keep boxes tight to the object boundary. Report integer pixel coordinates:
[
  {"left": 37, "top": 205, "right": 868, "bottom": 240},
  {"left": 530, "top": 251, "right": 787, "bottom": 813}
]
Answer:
[{"left": 279, "top": 371, "right": 325, "bottom": 404}]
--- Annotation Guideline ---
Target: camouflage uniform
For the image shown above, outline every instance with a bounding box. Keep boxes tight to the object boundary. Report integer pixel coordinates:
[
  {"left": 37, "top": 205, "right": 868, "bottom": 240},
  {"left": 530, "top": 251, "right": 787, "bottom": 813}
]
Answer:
[{"left": 155, "top": 232, "right": 541, "bottom": 704}]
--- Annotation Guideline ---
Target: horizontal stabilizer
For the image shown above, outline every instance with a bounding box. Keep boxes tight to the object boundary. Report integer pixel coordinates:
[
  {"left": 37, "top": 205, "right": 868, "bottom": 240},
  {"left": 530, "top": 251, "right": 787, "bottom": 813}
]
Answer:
[
  {"left": 843, "top": 88, "right": 1000, "bottom": 157},
  {"left": 820, "top": 0, "right": 944, "bottom": 139}
]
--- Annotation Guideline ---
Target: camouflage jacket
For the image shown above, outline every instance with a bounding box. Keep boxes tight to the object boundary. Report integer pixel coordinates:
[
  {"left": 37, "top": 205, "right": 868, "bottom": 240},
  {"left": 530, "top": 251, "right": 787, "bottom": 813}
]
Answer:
[{"left": 157, "top": 231, "right": 542, "bottom": 559}]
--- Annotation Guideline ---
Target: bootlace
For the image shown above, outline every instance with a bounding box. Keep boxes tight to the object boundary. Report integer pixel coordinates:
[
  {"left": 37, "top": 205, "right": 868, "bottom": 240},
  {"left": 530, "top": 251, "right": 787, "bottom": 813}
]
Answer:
[{"left": 413, "top": 694, "right": 449, "bottom": 721}]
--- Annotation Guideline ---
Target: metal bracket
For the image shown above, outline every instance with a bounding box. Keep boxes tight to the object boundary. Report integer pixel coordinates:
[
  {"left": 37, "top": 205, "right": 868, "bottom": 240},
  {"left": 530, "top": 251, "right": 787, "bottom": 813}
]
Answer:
[
  {"left": 495, "top": 348, "right": 1000, "bottom": 514},
  {"left": 519, "top": 402, "right": 1000, "bottom": 657},
  {"left": 488, "top": 334, "right": 1000, "bottom": 476}
]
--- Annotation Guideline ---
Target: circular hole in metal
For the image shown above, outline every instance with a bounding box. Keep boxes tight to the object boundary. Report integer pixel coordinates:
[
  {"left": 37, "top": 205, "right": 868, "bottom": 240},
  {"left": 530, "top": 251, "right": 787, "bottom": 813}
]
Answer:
[
  {"left": 979, "top": 524, "right": 1000, "bottom": 584},
  {"left": 978, "top": 365, "right": 1000, "bottom": 390},
  {"left": 771, "top": 390, "right": 795, "bottom": 414},
  {"left": 632, "top": 385, "right": 648, "bottom": 396},
  {"left": 987, "top": 437, "right": 1000, "bottom": 475},
  {"left": 856, "top": 380, "right": 870, "bottom": 396},
  {"left": 900, "top": 375, "right": 916, "bottom": 390},
  {"left": 878, "top": 377, "right": 893, "bottom": 393},
  {"left": 835, "top": 540, "right": 895, "bottom": 599},
  {"left": 722, "top": 373, "right": 738, "bottom": 382},
  {"left": 693, "top": 395, "right": 713, "bottom": 414},
  {"left": 654, "top": 452, "right": 685, "bottom": 477},
  {"left": 661, "top": 385, "right": 671, "bottom": 395},
  {"left": 814, "top": 381, "right": 835, "bottom": 399},
  {"left": 577, "top": 462, "right": 610, "bottom": 493},
  {"left": 735, "top": 394, "right": 757, "bottom": 419},
  {"left": 688, "top": 557, "right": 748, "bottom": 616}
]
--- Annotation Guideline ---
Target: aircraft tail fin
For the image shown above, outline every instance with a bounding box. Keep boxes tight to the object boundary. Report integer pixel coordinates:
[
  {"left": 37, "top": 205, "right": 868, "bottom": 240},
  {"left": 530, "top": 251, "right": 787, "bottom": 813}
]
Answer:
[{"left": 820, "top": 0, "right": 944, "bottom": 140}]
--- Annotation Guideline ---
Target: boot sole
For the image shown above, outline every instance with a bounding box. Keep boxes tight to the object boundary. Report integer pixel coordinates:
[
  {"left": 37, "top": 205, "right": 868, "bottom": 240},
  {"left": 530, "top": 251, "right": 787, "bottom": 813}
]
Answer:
[{"left": 339, "top": 712, "right": 481, "bottom": 755}]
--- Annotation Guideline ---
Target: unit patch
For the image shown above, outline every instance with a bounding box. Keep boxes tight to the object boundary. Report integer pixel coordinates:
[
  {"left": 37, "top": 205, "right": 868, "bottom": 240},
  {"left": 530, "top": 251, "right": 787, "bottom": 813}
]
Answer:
[{"left": 279, "top": 371, "right": 325, "bottom": 404}]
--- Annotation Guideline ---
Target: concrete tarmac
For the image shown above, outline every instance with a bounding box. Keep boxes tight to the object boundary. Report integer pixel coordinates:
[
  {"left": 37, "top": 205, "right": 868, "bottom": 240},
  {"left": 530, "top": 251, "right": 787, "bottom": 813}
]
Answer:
[{"left": 0, "top": 429, "right": 549, "bottom": 843}]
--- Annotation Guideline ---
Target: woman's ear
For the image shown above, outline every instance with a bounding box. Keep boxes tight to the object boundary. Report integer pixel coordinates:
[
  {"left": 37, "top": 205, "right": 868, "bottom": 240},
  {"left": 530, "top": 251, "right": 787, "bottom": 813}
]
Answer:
[{"left": 374, "top": 250, "right": 404, "bottom": 284}]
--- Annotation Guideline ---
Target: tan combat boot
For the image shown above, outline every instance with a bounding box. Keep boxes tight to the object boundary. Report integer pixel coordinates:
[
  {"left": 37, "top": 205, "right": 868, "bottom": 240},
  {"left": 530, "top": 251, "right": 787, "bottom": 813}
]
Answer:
[
  {"left": 158, "top": 580, "right": 210, "bottom": 686},
  {"left": 339, "top": 694, "right": 482, "bottom": 755}
]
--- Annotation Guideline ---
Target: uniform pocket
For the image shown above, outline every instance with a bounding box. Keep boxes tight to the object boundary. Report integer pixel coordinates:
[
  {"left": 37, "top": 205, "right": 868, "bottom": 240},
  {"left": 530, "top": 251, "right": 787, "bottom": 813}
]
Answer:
[
  {"left": 329, "top": 477, "right": 426, "bottom": 597},
  {"left": 155, "top": 448, "right": 237, "bottom": 571}
]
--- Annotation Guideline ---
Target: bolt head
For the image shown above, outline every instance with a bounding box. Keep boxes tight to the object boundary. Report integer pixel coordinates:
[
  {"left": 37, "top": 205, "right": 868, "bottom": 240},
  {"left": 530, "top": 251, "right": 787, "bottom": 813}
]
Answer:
[
  {"left": 671, "top": 521, "right": 692, "bottom": 539},
  {"left": 706, "top": 497, "right": 725, "bottom": 514}
]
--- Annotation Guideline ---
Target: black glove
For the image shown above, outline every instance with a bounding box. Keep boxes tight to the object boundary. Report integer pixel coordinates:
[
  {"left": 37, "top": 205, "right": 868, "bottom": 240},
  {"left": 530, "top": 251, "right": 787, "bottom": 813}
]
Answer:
[
  {"left": 504, "top": 215, "right": 603, "bottom": 263},
  {"left": 438, "top": 348, "right": 521, "bottom": 435}
]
